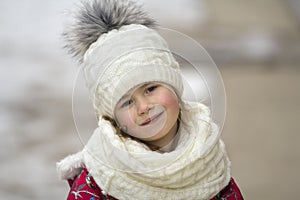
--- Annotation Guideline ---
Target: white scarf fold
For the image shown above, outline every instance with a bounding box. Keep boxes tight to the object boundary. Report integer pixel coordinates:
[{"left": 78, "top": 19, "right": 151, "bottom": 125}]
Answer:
[{"left": 57, "top": 102, "right": 231, "bottom": 200}]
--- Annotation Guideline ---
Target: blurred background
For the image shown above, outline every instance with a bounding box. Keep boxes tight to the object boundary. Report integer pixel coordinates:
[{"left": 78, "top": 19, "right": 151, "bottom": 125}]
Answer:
[{"left": 0, "top": 0, "right": 299, "bottom": 199}]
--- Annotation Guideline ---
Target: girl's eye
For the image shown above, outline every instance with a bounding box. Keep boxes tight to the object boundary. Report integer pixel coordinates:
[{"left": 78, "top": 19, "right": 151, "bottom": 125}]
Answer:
[
  {"left": 145, "top": 85, "right": 158, "bottom": 94},
  {"left": 121, "top": 99, "right": 133, "bottom": 108}
]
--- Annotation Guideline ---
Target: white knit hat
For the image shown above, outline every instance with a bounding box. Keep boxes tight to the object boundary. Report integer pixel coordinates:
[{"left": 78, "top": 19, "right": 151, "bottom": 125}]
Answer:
[
  {"left": 83, "top": 24, "right": 183, "bottom": 118},
  {"left": 63, "top": 0, "right": 184, "bottom": 118}
]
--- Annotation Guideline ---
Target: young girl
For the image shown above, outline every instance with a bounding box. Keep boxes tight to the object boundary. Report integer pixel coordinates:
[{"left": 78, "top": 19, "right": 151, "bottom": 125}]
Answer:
[{"left": 57, "top": 0, "right": 244, "bottom": 199}]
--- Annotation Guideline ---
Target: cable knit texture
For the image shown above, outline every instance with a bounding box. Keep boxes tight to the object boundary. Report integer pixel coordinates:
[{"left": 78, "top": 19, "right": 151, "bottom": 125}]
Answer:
[
  {"left": 76, "top": 101, "right": 231, "bottom": 200},
  {"left": 82, "top": 24, "right": 183, "bottom": 118},
  {"left": 58, "top": 1, "right": 233, "bottom": 199}
]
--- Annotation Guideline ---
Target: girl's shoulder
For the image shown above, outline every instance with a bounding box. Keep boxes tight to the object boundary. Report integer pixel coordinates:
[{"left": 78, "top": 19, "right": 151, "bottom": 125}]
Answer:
[
  {"left": 66, "top": 168, "right": 243, "bottom": 200},
  {"left": 66, "top": 168, "right": 117, "bottom": 200},
  {"left": 211, "top": 178, "right": 244, "bottom": 200}
]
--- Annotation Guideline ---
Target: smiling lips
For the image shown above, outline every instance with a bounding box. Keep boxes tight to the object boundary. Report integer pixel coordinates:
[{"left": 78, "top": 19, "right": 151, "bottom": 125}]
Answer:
[{"left": 140, "top": 112, "right": 164, "bottom": 126}]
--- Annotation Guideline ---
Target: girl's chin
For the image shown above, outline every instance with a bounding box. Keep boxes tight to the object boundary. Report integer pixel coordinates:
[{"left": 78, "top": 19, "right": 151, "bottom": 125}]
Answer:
[
  {"left": 136, "top": 128, "right": 168, "bottom": 142},
  {"left": 127, "top": 120, "right": 167, "bottom": 139}
]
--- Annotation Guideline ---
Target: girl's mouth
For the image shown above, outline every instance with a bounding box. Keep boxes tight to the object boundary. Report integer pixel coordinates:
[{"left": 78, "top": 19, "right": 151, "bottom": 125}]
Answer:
[{"left": 141, "top": 111, "right": 164, "bottom": 126}]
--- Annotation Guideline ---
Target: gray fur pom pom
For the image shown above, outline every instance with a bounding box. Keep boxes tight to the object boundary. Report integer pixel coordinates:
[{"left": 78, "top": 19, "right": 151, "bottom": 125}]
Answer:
[{"left": 63, "top": 0, "right": 156, "bottom": 62}]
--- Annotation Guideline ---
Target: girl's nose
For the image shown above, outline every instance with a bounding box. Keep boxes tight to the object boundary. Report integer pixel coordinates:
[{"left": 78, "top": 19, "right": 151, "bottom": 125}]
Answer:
[{"left": 137, "top": 98, "right": 151, "bottom": 115}]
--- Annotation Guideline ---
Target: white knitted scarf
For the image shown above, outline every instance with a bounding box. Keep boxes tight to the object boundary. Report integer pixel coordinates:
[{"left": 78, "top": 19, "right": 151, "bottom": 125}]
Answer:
[{"left": 57, "top": 102, "right": 231, "bottom": 200}]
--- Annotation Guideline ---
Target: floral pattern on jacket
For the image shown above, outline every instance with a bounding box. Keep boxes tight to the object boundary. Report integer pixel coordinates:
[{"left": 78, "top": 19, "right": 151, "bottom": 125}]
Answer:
[{"left": 66, "top": 168, "right": 244, "bottom": 200}]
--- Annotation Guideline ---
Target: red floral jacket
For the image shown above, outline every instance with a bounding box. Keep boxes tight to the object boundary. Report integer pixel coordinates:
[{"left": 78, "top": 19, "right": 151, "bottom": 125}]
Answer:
[{"left": 66, "top": 168, "right": 244, "bottom": 200}]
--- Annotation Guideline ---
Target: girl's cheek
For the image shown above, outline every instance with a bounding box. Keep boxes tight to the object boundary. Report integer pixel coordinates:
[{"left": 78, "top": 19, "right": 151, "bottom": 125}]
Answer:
[
  {"left": 162, "top": 95, "right": 178, "bottom": 107},
  {"left": 117, "top": 110, "right": 136, "bottom": 126},
  {"left": 116, "top": 111, "right": 127, "bottom": 125},
  {"left": 128, "top": 111, "right": 138, "bottom": 124}
]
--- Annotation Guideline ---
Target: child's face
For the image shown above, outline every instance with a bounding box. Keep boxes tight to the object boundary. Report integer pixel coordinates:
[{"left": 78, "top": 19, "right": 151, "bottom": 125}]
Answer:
[{"left": 114, "top": 82, "right": 180, "bottom": 146}]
